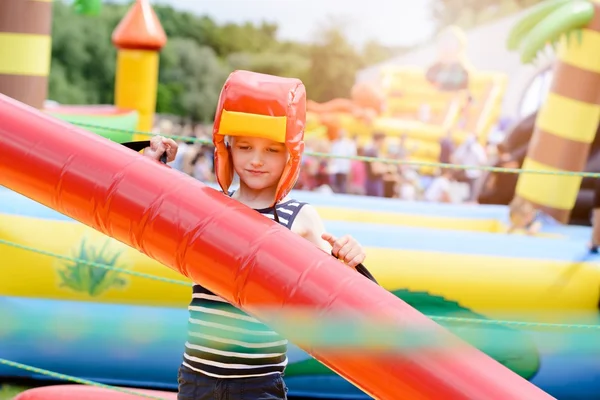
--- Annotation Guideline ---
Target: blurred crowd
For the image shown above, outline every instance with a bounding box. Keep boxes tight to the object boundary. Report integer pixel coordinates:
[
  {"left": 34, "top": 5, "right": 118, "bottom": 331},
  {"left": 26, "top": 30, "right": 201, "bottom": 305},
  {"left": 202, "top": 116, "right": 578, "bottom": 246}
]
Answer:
[{"left": 153, "top": 117, "right": 513, "bottom": 206}]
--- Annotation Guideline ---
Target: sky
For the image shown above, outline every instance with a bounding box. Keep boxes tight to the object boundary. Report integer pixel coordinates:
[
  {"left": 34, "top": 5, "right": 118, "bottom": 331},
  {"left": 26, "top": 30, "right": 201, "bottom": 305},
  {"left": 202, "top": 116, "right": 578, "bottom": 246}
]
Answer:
[{"left": 149, "top": 0, "right": 436, "bottom": 47}]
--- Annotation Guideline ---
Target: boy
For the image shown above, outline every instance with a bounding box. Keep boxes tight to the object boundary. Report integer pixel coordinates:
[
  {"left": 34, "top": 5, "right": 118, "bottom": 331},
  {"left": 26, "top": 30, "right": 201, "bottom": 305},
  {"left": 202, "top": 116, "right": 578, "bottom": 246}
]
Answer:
[
  {"left": 143, "top": 70, "right": 366, "bottom": 400},
  {"left": 507, "top": 197, "right": 558, "bottom": 235}
]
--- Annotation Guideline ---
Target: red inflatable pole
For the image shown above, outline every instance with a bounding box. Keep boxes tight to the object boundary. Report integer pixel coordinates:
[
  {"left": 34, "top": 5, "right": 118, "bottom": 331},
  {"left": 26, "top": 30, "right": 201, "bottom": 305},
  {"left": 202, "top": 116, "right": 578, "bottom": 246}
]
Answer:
[{"left": 0, "top": 94, "right": 553, "bottom": 400}]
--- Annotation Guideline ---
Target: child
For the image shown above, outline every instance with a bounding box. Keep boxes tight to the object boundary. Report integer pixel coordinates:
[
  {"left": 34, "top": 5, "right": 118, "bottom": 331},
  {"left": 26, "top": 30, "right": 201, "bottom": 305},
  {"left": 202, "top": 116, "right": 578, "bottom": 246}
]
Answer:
[
  {"left": 423, "top": 168, "right": 453, "bottom": 203},
  {"left": 507, "top": 197, "right": 558, "bottom": 235},
  {"left": 143, "top": 70, "right": 366, "bottom": 400}
]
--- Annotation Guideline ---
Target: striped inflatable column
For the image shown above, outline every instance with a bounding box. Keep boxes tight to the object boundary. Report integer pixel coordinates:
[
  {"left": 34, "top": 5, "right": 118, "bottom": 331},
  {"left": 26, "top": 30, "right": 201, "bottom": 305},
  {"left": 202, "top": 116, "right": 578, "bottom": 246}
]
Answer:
[
  {"left": 514, "top": 2, "right": 600, "bottom": 223},
  {"left": 112, "top": 0, "right": 167, "bottom": 140},
  {"left": 0, "top": 0, "right": 52, "bottom": 109}
]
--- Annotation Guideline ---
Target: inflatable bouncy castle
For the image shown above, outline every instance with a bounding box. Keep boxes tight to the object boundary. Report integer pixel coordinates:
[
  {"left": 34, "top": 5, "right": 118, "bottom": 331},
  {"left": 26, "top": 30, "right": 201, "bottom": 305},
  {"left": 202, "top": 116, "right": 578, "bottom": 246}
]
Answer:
[
  {"left": 4, "top": 67, "right": 600, "bottom": 400},
  {"left": 0, "top": 72, "right": 554, "bottom": 399},
  {"left": 1, "top": 2, "right": 600, "bottom": 399},
  {"left": 374, "top": 26, "right": 506, "bottom": 163},
  {"left": 306, "top": 26, "right": 507, "bottom": 175},
  {"left": 0, "top": 0, "right": 166, "bottom": 141}
]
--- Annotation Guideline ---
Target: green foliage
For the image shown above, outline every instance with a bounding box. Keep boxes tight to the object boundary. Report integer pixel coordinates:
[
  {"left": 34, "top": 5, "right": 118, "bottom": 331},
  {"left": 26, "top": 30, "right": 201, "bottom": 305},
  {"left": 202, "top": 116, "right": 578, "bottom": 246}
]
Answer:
[
  {"left": 48, "top": 1, "right": 400, "bottom": 121},
  {"left": 73, "top": 0, "right": 102, "bottom": 16},
  {"left": 0, "top": 384, "right": 30, "bottom": 400},
  {"left": 50, "top": 1, "right": 124, "bottom": 105},
  {"left": 157, "top": 38, "right": 231, "bottom": 122},
  {"left": 430, "top": 0, "right": 546, "bottom": 33},
  {"left": 302, "top": 27, "right": 365, "bottom": 102},
  {"left": 58, "top": 237, "right": 128, "bottom": 297}
]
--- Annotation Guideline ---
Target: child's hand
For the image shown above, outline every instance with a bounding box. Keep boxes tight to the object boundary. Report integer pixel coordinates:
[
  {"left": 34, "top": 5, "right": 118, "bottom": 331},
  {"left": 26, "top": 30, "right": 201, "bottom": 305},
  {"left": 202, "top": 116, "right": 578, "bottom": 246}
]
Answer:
[
  {"left": 526, "top": 221, "right": 542, "bottom": 236},
  {"left": 321, "top": 233, "right": 366, "bottom": 269},
  {"left": 143, "top": 135, "right": 178, "bottom": 163}
]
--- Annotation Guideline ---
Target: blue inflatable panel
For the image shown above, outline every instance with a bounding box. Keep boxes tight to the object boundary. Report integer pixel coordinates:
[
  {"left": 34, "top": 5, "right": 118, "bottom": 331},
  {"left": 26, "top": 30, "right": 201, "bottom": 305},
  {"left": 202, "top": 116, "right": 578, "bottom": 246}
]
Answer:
[
  {"left": 1, "top": 297, "right": 600, "bottom": 399},
  {"left": 2, "top": 186, "right": 596, "bottom": 261},
  {"left": 1, "top": 186, "right": 507, "bottom": 220},
  {"left": 0, "top": 297, "right": 366, "bottom": 399}
]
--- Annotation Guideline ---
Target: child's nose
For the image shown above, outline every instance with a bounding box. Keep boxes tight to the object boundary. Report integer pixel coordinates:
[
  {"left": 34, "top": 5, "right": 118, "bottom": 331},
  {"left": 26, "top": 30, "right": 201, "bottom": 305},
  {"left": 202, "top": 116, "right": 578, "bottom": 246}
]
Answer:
[{"left": 250, "top": 155, "right": 263, "bottom": 167}]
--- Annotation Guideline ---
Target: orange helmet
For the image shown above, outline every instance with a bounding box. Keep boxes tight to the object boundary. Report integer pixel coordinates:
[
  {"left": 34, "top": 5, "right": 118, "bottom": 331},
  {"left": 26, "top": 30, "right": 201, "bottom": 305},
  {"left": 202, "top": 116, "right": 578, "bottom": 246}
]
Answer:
[{"left": 212, "top": 70, "right": 306, "bottom": 205}]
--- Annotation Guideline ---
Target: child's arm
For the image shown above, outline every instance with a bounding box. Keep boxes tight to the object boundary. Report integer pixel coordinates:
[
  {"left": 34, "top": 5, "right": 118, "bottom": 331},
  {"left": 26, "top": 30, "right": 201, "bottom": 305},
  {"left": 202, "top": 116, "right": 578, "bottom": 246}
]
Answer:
[
  {"left": 292, "top": 205, "right": 366, "bottom": 269},
  {"left": 291, "top": 205, "right": 332, "bottom": 252}
]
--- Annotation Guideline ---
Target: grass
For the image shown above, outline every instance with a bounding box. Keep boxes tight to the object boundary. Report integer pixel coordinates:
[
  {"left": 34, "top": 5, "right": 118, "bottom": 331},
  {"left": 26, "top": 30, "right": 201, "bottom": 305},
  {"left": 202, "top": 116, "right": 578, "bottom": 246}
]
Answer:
[{"left": 0, "top": 384, "right": 30, "bottom": 400}]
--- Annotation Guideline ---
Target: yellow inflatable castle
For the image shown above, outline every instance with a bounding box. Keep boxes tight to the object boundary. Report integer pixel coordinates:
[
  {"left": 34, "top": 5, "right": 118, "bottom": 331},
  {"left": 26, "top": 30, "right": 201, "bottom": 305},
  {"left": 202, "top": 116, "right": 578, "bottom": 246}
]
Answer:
[{"left": 306, "top": 26, "right": 508, "bottom": 174}]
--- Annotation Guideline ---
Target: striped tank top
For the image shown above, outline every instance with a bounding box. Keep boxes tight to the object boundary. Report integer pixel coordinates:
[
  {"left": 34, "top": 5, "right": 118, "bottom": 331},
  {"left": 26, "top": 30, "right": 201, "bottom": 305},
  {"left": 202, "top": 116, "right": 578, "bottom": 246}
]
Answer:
[{"left": 183, "top": 198, "right": 307, "bottom": 378}]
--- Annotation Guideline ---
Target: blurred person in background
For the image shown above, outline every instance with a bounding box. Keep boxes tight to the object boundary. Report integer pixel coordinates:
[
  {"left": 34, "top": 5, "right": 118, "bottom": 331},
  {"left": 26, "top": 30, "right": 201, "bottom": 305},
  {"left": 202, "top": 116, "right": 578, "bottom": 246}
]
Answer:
[
  {"left": 328, "top": 128, "right": 356, "bottom": 194},
  {"left": 348, "top": 145, "right": 367, "bottom": 195},
  {"left": 452, "top": 132, "right": 487, "bottom": 202},
  {"left": 439, "top": 130, "right": 455, "bottom": 165},
  {"left": 399, "top": 168, "right": 422, "bottom": 201},
  {"left": 363, "top": 132, "right": 388, "bottom": 197},
  {"left": 424, "top": 168, "right": 454, "bottom": 203}
]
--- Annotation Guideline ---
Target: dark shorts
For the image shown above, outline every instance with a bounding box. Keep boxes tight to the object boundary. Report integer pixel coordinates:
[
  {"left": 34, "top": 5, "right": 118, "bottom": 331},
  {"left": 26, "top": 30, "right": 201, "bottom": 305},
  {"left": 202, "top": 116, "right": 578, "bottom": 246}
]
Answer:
[
  {"left": 365, "top": 179, "right": 383, "bottom": 197},
  {"left": 177, "top": 364, "right": 288, "bottom": 400}
]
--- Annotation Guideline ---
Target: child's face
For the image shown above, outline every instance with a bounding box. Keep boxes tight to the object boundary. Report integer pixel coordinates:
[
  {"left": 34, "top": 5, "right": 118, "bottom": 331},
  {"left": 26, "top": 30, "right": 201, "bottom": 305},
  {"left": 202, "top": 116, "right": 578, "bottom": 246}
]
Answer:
[{"left": 230, "top": 136, "right": 288, "bottom": 191}]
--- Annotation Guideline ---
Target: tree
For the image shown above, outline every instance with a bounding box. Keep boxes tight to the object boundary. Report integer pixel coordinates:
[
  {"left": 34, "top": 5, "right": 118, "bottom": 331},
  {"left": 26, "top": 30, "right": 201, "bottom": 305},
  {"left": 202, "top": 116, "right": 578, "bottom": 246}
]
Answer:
[
  {"left": 47, "top": 0, "right": 393, "bottom": 120},
  {"left": 361, "top": 40, "right": 399, "bottom": 66},
  {"left": 158, "top": 38, "right": 232, "bottom": 122},
  {"left": 49, "top": 1, "right": 124, "bottom": 104},
  {"left": 303, "top": 23, "right": 364, "bottom": 102}
]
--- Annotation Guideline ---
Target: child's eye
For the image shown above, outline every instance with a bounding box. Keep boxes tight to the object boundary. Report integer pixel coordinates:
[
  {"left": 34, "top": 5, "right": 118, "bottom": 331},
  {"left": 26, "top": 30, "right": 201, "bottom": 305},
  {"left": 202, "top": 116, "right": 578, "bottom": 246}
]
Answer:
[
  {"left": 238, "top": 146, "right": 250, "bottom": 150},
  {"left": 268, "top": 148, "right": 280, "bottom": 153}
]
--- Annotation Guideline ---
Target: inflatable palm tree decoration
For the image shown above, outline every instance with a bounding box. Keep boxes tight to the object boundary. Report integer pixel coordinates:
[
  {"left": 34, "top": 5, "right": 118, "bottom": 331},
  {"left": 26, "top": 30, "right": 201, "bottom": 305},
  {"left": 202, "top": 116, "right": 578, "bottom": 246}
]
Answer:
[
  {"left": 508, "top": 0, "right": 596, "bottom": 62},
  {"left": 73, "top": 0, "right": 103, "bottom": 16},
  {"left": 506, "top": 0, "right": 600, "bottom": 224}
]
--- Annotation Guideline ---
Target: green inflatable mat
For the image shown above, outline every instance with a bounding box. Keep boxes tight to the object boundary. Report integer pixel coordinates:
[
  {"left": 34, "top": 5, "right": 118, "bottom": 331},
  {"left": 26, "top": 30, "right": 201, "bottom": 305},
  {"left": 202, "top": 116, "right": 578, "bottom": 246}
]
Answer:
[{"left": 45, "top": 106, "right": 140, "bottom": 143}]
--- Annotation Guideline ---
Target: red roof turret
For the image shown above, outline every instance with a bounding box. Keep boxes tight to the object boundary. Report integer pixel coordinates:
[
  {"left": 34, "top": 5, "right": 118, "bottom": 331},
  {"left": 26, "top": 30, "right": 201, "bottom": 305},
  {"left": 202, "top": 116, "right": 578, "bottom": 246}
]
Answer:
[{"left": 112, "top": 0, "right": 167, "bottom": 51}]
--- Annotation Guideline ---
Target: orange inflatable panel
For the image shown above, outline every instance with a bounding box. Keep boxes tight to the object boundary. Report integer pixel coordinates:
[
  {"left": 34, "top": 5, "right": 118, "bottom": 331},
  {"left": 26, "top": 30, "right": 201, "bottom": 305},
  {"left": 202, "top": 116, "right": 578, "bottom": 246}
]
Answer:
[{"left": 14, "top": 385, "right": 176, "bottom": 400}]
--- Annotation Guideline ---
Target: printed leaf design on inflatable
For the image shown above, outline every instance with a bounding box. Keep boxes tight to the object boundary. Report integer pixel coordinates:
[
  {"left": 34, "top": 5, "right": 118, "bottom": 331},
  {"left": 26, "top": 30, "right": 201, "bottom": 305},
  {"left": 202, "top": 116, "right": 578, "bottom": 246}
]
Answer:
[
  {"left": 285, "top": 356, "right": 334, "bottom": 377},
  {"left": 392, "top": 289, "right": 540, "bottom": 380},
  {"left": 286, "top": 289, "right": 540, "bottom": 381},
  {"left": 57, "top": 237, "right": 129, "bottom": 297},
  {"left": 507, "top": 0, "right": 594, "bottom": 63}
]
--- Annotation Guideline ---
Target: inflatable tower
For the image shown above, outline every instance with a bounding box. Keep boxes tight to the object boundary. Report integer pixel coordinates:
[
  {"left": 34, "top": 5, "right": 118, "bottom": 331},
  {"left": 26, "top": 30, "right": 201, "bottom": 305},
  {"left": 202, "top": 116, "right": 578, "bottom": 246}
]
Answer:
[
  {"left": 112, "top": 0, "right": 167, "bottom": 138},
  {"left": 0, "top": 0, "right": 53, "bottom": 109},
  {"left": 508, "top": 0, "right": 600, "bottom": 223}
]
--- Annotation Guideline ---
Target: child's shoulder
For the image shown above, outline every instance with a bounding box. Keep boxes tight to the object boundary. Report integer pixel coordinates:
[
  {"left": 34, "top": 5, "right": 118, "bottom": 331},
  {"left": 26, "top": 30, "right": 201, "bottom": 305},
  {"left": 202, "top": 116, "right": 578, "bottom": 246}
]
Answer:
[
  {"left": 276, "top": 197, "right": 310, "bottom": 211},
  {"left": 282, "top": 200, "right": 324, "bottom": 238},
  {"left": 274, "top": 198, "right": 314, "bottom": 230}
]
